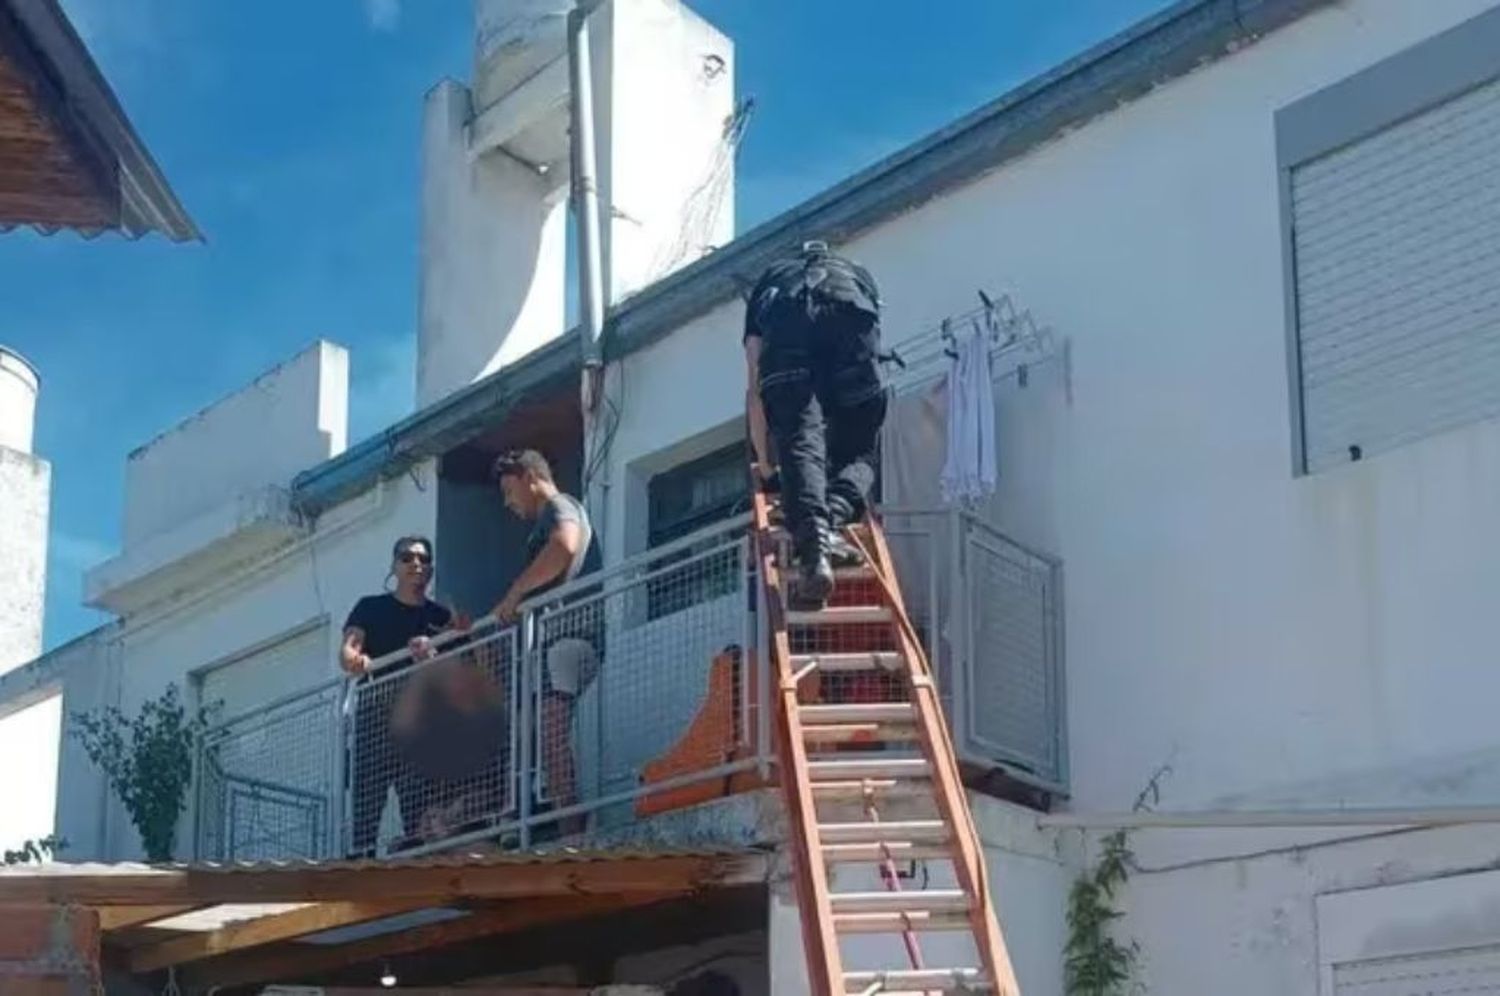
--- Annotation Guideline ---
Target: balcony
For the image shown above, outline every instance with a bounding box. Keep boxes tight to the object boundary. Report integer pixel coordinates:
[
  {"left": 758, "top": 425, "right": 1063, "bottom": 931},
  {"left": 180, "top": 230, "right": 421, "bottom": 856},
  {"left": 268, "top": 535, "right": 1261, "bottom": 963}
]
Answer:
[{"left": 193, "top": 510, "right": 1065, "bottom": 862}]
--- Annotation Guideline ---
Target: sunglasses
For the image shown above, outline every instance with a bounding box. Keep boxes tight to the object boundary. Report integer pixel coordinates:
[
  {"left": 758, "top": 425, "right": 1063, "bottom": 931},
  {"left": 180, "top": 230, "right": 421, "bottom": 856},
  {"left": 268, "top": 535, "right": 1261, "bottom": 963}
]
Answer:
[{"left": 397, "top": 551, "right": 432, "bottom": 566}]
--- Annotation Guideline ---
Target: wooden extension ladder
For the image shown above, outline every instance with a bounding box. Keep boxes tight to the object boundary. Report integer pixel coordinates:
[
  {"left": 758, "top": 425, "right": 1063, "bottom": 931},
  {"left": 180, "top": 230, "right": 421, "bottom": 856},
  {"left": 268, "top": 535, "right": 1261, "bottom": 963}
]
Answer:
[{"left": 752, "top": 483, "right": 1021, "bottom": 996}]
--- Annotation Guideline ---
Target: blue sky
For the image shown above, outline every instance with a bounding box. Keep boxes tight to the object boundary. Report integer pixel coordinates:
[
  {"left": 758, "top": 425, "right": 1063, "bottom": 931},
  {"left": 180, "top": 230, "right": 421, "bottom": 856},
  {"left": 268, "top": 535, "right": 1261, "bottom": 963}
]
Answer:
[{"left": 6, "top": 0, "right": 1170, "bottom": 650}]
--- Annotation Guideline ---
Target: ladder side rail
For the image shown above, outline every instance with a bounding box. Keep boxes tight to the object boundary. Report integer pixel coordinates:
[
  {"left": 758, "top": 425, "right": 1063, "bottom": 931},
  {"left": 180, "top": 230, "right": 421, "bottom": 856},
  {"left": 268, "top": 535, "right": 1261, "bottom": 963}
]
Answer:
[
  {"left": 752, "top": 482, "right": 845, "bottom": 996},
  {"left": 856, "top": 517, "right": 1023, "bottom": 996}
]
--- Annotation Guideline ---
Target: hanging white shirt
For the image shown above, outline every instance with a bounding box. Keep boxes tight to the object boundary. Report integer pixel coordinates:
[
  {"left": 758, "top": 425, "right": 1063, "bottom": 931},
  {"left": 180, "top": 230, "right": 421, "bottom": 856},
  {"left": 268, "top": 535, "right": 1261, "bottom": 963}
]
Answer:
[{"left": 939, "top": 321, "right": 998, "bottom": 505}]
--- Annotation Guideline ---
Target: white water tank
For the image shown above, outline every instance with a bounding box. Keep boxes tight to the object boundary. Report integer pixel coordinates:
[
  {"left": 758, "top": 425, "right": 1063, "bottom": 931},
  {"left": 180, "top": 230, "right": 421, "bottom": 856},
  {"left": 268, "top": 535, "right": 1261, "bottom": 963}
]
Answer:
[
  {"left": 474, "top": 0, "right": 571, "bottom": 68},
  {"left": 0, "top": 346, "right": 40, "bottom": 455},
  {"left": 0, "top": 345, "right": 47, "bottom": 674}
]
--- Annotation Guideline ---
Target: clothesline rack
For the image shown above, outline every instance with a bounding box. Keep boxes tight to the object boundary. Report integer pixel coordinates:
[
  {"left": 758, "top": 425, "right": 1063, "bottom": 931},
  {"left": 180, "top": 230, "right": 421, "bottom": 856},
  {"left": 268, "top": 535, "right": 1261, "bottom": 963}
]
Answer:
[{"left": 891, "top": 288, "right": 1071, "bottom": 402}]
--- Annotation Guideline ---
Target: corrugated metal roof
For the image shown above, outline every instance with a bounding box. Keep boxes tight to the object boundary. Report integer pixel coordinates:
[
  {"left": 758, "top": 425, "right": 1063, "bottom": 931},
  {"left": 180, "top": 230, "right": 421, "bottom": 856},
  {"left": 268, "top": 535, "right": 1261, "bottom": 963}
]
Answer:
[{"left": 0, "top": 844, "right": 764, "bottom": 880}]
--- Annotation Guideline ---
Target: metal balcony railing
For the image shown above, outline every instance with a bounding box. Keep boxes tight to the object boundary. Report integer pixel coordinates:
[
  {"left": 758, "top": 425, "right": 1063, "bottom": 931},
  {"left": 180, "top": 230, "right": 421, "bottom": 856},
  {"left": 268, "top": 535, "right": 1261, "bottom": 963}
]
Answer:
[
  {"left": 195, "top": 678, "right": 344, "bottom": 860},
  {"left": 194, "top": 509, "right": 1066, "bottom": 862},
  {"left": 884, "top": 508, "right": 1067, "bottom": 793}
]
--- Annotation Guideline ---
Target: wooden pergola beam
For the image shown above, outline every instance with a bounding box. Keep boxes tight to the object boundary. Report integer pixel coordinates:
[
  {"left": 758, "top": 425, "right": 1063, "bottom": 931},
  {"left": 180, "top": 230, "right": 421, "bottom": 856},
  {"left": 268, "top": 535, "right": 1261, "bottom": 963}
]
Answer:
[
  {"left": 311, "top": 989, "right": 608, "bottom": 995},
  {"left": 0, "top": 853, "right": 767, "bottom": 906},
  {"left": 128, "top": 899, "right": 435, "bottom": 973},
  {"left": 95, "top": 905, "right": 199, "bottom": 931},
  {"left": 178, "top": 891, "right": 689, "bottom": 991},
  {"left": 315, "top": 989, "right": 607, "bottom": 995}
]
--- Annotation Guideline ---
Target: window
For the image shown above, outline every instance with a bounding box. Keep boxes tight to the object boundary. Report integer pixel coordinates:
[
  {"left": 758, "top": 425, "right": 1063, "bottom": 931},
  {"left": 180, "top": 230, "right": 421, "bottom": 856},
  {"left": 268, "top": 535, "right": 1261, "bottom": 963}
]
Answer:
[
  {"left": 197, "top": 620, "right": 328, "bottom": 719},
  {"left": 648, "top": 442, "right": 748, "bottom": 546},
  {"left": 645, "top": 441, "right": 747, "bottom": 619},
  {"left": 1318, "top": 869, "right": 1500, "bottom": 995},
  {"left": 1278, "top": 7, "right": 1500, "bottom": 474}
]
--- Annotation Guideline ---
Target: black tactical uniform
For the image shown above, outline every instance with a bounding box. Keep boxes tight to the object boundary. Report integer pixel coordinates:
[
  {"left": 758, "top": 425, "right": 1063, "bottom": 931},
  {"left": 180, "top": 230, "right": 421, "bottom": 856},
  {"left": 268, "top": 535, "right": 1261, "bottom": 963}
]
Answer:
[{"left": 745, "top": 242, "right": 888, "bottom": 599}]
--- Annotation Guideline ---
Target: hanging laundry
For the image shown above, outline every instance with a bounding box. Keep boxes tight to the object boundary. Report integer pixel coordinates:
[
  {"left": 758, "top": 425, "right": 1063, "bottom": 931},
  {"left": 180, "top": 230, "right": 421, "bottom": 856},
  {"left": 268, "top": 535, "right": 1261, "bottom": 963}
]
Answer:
[{"left": 939, "top": 319, "right": 998, "bottom": 504}]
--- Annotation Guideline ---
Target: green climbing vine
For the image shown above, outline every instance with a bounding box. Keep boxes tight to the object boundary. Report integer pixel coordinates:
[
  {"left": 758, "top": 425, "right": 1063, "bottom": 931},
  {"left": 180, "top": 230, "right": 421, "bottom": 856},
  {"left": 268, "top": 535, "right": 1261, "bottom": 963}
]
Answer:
[
  {"left": 2, "top": 833, "right": 66, "bottom": 866},
  {"left": 70, "top": 683, "right": 217, "bottom": 863},
  {"left": 1064, "top": 765, "right": 1171, "bottom": 996}
]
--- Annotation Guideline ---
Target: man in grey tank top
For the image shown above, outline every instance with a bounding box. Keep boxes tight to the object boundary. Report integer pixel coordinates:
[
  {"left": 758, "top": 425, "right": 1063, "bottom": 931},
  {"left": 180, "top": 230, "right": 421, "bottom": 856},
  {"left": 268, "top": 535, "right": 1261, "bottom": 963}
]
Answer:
[{"left": 492, "top": 449, "right": 598, "bottom": 836}]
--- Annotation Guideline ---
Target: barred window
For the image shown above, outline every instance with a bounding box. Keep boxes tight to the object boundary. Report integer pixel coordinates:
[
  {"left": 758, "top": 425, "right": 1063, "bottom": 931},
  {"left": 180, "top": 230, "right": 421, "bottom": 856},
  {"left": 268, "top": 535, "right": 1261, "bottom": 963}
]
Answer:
[{"left": 646, "top": 442, "right": 747, "bottom": 618}]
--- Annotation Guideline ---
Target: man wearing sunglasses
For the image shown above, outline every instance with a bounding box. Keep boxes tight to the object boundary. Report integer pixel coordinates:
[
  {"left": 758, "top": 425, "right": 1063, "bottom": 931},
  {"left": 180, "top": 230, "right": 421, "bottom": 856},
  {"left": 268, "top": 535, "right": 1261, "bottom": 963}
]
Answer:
[{"left": 339, "top": 535, "right": 464, "bottom": 855}]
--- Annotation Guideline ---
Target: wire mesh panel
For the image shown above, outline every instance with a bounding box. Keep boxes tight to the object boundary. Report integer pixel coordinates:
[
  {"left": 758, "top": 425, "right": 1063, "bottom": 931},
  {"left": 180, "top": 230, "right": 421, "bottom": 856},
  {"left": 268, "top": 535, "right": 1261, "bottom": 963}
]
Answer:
[
  {"left": 961, "top": 518, "right": 1065, "bottom": 787},
  {"left": 346, "top": 624, "right": 518, "bottom": 856},
  {"left": 526, "top": 526, "right": 755, "bottom": 836},
  {"left": 196, "top": 680, "right": 342, "bottom": 861},
  {"left": 881, "top": 510, "right": 955, "bottom": 706}
]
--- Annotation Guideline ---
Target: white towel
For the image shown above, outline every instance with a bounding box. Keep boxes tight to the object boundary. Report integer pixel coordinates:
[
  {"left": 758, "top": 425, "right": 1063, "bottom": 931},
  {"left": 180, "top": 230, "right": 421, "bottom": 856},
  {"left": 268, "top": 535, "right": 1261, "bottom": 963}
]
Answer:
[{"left": 940, "top": 321, "right": 998, "bottom": 504}]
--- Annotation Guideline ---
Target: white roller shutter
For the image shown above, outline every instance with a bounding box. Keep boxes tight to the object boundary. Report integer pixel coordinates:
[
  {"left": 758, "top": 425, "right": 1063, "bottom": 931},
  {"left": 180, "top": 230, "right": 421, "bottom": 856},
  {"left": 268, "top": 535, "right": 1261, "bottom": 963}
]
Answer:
[
  {"left": 1291, "top": 72, "right": 1500, "bottom": 473},
  {"left": 1334, "top": 945, "right": 1500, "bottom": 995},
  {"left": 199, "top": 624, "right": 329, "bottom": 719}
]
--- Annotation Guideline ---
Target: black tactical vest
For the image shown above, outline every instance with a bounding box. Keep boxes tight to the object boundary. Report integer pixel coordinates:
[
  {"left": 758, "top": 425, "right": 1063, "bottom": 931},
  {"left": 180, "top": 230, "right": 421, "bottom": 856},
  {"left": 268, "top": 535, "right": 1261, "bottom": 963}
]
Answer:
[{"left": 749, "top": 248, "right": 884, "bottom": 405}]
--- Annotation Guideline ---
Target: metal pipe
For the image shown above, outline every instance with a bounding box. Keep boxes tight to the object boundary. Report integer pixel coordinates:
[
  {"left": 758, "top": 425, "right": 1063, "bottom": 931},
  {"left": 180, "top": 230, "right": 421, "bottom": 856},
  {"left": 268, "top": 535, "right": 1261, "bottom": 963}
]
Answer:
[
  {"left": 568, "top": 1, "right": 607, "bottom": 376},
  {"left": 1039, "top": 806, "right": 1500, "bottom": 830}
]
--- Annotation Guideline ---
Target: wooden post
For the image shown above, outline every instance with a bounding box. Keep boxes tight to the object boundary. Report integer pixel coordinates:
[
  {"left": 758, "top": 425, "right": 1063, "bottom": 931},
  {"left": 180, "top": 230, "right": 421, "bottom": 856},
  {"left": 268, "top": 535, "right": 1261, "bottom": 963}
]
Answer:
[{"left": 0, "top": 904, "right": 102, "bottom": 995}]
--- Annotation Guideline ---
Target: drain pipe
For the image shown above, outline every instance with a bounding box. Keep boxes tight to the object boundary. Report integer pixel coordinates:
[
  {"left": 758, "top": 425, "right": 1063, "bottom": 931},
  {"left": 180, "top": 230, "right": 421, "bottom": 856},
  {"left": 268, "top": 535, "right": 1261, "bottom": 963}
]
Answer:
[{"left": 569, "top": 0, "right": 607, "bottom": 411}]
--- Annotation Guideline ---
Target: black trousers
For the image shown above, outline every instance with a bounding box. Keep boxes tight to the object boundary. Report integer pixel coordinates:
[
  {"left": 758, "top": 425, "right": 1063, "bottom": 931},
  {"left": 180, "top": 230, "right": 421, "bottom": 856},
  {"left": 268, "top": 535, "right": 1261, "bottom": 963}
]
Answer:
[
  {"left": 762, "top": 378, "right": 887, "bottom": 559},
  {"left": 350, "top": 676, "right": 423, "bottom": 854}
]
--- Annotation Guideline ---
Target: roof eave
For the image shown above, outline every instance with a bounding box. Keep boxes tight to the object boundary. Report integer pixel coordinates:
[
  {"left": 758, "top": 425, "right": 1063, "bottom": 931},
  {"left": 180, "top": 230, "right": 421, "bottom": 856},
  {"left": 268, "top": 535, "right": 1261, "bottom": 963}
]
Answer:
[
  {"left": 291, "top": 330, "right": 581, "bottom": 518},
  {"left": 7, "top": 0, "right": 201, "bottom": 242}
]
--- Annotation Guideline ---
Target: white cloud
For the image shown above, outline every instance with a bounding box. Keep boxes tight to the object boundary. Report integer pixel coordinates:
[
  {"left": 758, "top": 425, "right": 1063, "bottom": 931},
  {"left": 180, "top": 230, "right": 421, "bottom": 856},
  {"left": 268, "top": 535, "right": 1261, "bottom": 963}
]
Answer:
[{"left": 363, "top": 0, "right": 401, "bottom": 33}]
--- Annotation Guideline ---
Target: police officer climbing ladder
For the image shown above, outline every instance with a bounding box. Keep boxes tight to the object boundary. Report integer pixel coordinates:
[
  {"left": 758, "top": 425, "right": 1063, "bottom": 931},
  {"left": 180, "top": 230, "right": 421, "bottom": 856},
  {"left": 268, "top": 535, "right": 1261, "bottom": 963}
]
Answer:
[{"left": 744, "top": 241, "right": 890, "bottom": 607}]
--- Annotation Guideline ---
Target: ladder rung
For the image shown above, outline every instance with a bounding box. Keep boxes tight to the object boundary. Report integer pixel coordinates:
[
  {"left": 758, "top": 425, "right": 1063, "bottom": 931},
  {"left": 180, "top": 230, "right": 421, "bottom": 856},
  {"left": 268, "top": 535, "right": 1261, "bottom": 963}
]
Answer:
[
  {"left": 790, "top": 651, "right": 903, "bottom": 673},
  {"left": 787, "top": 605, "right": 893, "bottom": 626},
  {"left": 821, "top": 841, "right": 953, "bottom": 863},
  {"left": 818, "top": 820, "right": 948, "bottom": 844},
  {"left": 808, "top": 757, "right": 929, "bottom": 781},
  {"left": 833, "top": 910, "right": 972, "bottom": 934},
  {"left": 803, "top": 723, "right": 918, "bottom": 744},
  {"left": 829, "top": 890, "right": 970, "bottom": 916},
  {"left": 844, "top": 967, "right": 989, "bottom": 993},
  {"left": 810, "top": 778, "right": 925, "bottom": 800},
  {"left": 802, "top": 703, "right": 914, "bottom": 724}
]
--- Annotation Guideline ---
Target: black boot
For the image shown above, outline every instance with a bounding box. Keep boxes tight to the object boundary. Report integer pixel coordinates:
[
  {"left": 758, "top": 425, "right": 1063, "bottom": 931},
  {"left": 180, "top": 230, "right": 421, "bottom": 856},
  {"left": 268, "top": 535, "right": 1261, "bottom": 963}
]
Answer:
[
  {"left": 790, "top": 530, "right": 834, "bottom": 609},
  {"left": 827, "top": 493, "right": 856, "bottom": 529},
  {"left": 825, "top": 495, "right": 865, "bottom": 567},
  {"left": 826, "top": 529, "right": 863, "bottom": 568}
]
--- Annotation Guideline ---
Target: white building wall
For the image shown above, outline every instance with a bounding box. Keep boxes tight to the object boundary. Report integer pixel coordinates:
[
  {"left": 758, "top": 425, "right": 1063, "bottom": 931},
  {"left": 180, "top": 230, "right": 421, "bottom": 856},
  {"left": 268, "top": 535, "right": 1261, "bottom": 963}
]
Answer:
[
  {"left": 0, "top": 446, "right": 48, "bottom": 676},
  {"left": 122, "top": 341, "right": 347, "bottom": 550},
  {"left": 418, "top": 0, "right": 733, "bottom": 407},
  {"left": 603, "top": 297, "right": 745, "bottom": 564},
  {"left": 599, "top": 2, "right": 1500, "bottom": 988},
  {"left": 0, "top": 346, "right": 39, "bottom": 455},
  {"left": 417, "top": 78, "right": 569, "bottom": 408},
  {"left": 602, "top": 0, "right": 1500, "bottom": 813},
  {"left": 1112, "top": 822, "right": 1500, "bottom": 994},
  {"left": 49, "top": 626, "right": 120, "bottom": 860},
  {"left": 598, "top": 0, "right": 735, "bottom": 302},
  {"left": 0, "top": 346, "right": 46, "bottom": 676}
]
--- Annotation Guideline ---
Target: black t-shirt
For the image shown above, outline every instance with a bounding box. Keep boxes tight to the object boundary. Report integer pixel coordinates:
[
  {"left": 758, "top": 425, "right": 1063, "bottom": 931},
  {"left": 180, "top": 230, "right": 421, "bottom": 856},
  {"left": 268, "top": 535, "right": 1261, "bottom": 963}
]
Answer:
[{"left": 343, "top": 594, "right": 452, "bottom": 661}]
